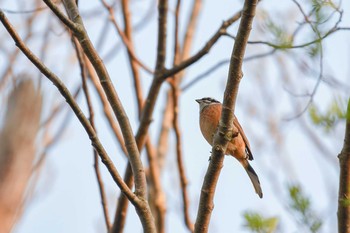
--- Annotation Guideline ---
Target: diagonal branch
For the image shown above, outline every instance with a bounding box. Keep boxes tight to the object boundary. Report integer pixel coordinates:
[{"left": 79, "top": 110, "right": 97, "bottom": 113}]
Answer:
[
  {"left": 0, "top": 9, "right": 138, "bottom": 205},
  {"left": 159, "top": 10, "right": 242, "bottom": 80},
  {"left": 44, "top": 1, "right": 157, "bottom": 231},
  {"left": 194, "top": 0, "right": 259, "bottom": 232},
  {"left": 45, "top": 0, "right": 147, "bottom": 199},
  {"left": 72, "top": 37, "right": 111, "bottom": 231},
  {"left": 0, "top": 8, "right": 157, "bottom": 233}
]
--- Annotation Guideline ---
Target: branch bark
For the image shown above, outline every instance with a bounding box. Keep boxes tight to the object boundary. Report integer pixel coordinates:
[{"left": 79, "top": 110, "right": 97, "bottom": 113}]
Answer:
[
  {"left": 338, "top": 98, "right": 350, "bottom": 233},
  {"left": 111, "top": 1, "right": 168, "bottom": 232},
  {"left": 0, "top": 8, "right": 156, "bottom": 233},
  {"left": 194, "top": 1, "right": 258, "bottom": 232}
]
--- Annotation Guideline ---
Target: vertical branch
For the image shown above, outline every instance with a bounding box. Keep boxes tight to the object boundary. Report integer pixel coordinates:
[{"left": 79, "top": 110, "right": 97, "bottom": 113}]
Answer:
[
  {"left": 112, "top": 1, "right": 168, "bottom": 232},
  {"left": 155, "top": 0, "right": 202, "bottom": 175},
  {"left": 338, "top": 98, "right": 350, "bottom": 233},
  {"left": 100, "top": 0, "right": 153, "bottom": 74},
  {"left": 194, "top": 1, "right": 258, "bottom": 232},
  {"left": 145, "top": 142, "right": 166, "bottom": 233},
  {"left": 172, "top": 85, "right": 194, "bottom": 232},
  {"left": 170, "top": 0, "right": 194, "bottom": 232},
  {"left": 72, "top": 38, "right": 111, "bottom": 230},
  {"left": 110, "top": 0, "right": 166, "bottom": 232},
  {"left": 121, "top": 0, "right": 144, "bottom": 113},
  {"left": 180, "top": 0, "right": 202, "bottom": 68}
]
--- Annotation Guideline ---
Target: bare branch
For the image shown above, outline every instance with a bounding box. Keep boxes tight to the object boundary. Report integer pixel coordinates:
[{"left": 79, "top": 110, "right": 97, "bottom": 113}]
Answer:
[
  {"left": 72, "top": 37, "right": 111, "bottom": 230},
  {"left": 100, "top": 0, "right": 153, "bottom": 75},
  {"left": 0, "top": 8, "right": 139, "bottom": 210},
  {"left": 159, "top": 10, "right": 242, "bottom": 80},
  {"left": 338, "top": 98, "right": 350, "bottom": 233},
  {"left": 194, "top": 0, "right": 259, "bottom": 232},
  {"left": 85, "top": 58, "right": 128, "bottom": 156},
  {"left": 55, "top": 0, "right": 148, "bottom": 202}
]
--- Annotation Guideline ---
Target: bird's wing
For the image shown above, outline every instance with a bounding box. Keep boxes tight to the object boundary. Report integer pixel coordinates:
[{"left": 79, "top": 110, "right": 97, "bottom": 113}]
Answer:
[{"left": 233, "top": 115, "right": 254, "bottom": 160}]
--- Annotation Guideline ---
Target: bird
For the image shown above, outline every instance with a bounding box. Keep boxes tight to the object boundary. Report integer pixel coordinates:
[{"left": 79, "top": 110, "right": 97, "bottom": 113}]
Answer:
[{"left": 196, "top": 97, "right": 263, "bottom": 198}]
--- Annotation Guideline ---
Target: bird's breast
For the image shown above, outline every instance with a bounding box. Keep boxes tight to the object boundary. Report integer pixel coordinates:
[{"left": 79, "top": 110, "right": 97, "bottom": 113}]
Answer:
[{"left": 199, "top": 106, "right": 221, "bottom": 146}]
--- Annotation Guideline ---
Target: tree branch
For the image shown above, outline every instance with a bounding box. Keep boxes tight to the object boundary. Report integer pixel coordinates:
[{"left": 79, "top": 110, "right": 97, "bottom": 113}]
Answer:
[
  {"left": 100, "top": 0, "right": 153, "bottom": 75},
  {"left": 72, "top": 37, "right": 111, "bottom": 230},
  {"left": 111, "top": 1, "right": 169, "bottom": 232},
  {"left": 159, "top": 10, "right": 242, "bottom": 80},
  {"left": 194, "top": 0, "right": 258, "bottom": 232},
  {"left": 0, "top": 9, "right": 157, "bottom": 233},
  {"left": 338, "top": 98, "right": 350, "bottom": 233},
  {"left": 0, "top": 9, "right": 138, "bottom": 205}
]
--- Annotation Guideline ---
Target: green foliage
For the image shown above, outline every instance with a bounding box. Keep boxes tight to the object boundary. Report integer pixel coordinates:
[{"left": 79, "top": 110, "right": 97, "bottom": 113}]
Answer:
[
  {"left": 304, "top": 0, "right": 339, "bottom": 58},
  {"left": 309, "top": 97, "right": 347, "bottom": 131},
  {"left": 265, "top": 19, "right": 293, "bottom": 49},
  {"left": 243, "top": 211, "right": 278, "bottom": 233},
  {"left": 307, "top": 42, "right": 322, "bottom": 57},
  {"left": 288, "top": 185, "right": 322, "bottom": 233}
]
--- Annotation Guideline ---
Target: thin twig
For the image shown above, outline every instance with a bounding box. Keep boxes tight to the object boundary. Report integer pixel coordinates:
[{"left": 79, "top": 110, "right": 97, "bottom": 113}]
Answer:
[
  {"left": 102, "top": 0, "right": 156, "bottom": 63},
  {"left": 72, "top": 37, "right": 111, "bottom": 230},
  {"left": 0, "top": 7, "right": 140, "bottom": 212},
  {"left": 84, "top": 57, "right": 128, "bottom": 156},
  {"left": 110, "top": 0, "right": 165, "bottom": 232},
  {"left": 159, "top": 10, "right": 242, "bottom": 80},
  {"left": 120, "top": 0, "right": 144, "bottom": 114},
  {"left": 45, "top": 0, "right": 149, "bottom": 205},
  {"left": 171, "top": 0, "right": 194, "bottom": 231},
  {"left": 284, "top": 0, "right": 325, "bottom": 120},
  {"left": 100, "top": 0, "right": 153, "bottom": 74},
  {"left": 0, "top": 4, "right": 41, "bottom": 90},
  {"left": 181, "top": 48, "right": 277, "bottom": 92}
]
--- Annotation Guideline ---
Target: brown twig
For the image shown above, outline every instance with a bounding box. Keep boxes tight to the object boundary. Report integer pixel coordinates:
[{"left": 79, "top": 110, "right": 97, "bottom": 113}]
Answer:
[
  {"left": 159, "top": 10, "right": 242, "bottom": 81},
  {"left": 170, "top": 0, "right": 194, "bottom": 231},
  {"left": 100, "top": 0, "right": 153, "bottom": 75},
  {"left": 44, "top": 0, "right": 149, "bottom": 205},
  {"left": 110, "top": 0, "right": 165, "bottom": 232},
  {"left": 156, "top": 92, "right": 174, "bottom": 172},
  {"left": 194, "top": 0, "right": 259, "bottom": 232},
  {"left": 0, "top": 7, "right": 143, "bottom": 220},
  {"left": 72, "top": 37, "right": 111, "bottom": 230},
  {"left": 145, "top": 140, "right": 166, "bottom": 233},
  {"left": 35, "top": 86, "right": 82, "bottom": 172},
  {"left": 337, "top": 98, "right": 350, "bottom": 233},
  {"left": 112, "top": 1, "right": 168, "bottom": 232},
  {"left": 0, "top": 1, "right": 41, "bottom": 90},
  {"left": 120, "top": 0, "right": 144, "bottom": 115},
  {"left": 172, "top": 84, "right": 194, "bottom": 232},
  {"left": 84, "top": 58, "right": 128, "bottom": 156},
  {"left": 180, "top": 0, "right": 202, "bottom": 63},
  {"left": 103, "top": 0, "right": 156, "bottom": 63}
]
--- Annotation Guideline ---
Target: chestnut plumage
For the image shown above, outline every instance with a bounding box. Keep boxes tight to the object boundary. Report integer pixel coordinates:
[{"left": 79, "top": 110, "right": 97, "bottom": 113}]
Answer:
[{"left": 196, "top": 97, "right": 263, "bottom": 198}]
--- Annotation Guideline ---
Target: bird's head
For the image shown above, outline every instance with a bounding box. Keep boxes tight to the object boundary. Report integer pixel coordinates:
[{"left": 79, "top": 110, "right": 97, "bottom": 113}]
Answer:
[{"left": 195, "top": 97, "right": 220, "bottom": 112}]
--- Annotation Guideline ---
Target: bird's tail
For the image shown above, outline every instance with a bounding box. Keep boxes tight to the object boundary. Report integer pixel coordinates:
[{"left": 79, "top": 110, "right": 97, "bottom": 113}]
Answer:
[{"left": 240, "top": 160, "right": 263, "bottom": 198}]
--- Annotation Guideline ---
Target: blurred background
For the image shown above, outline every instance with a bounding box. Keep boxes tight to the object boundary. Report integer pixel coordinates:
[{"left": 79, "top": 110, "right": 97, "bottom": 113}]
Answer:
[{"left": 0, "top": 0, "right": 349, "bottom": 232}]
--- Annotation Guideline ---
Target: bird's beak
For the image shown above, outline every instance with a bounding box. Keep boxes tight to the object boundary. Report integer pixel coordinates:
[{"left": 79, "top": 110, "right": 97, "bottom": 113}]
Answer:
[{"left": 195, "top": 99, "right": 201, "bottom": 103}]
